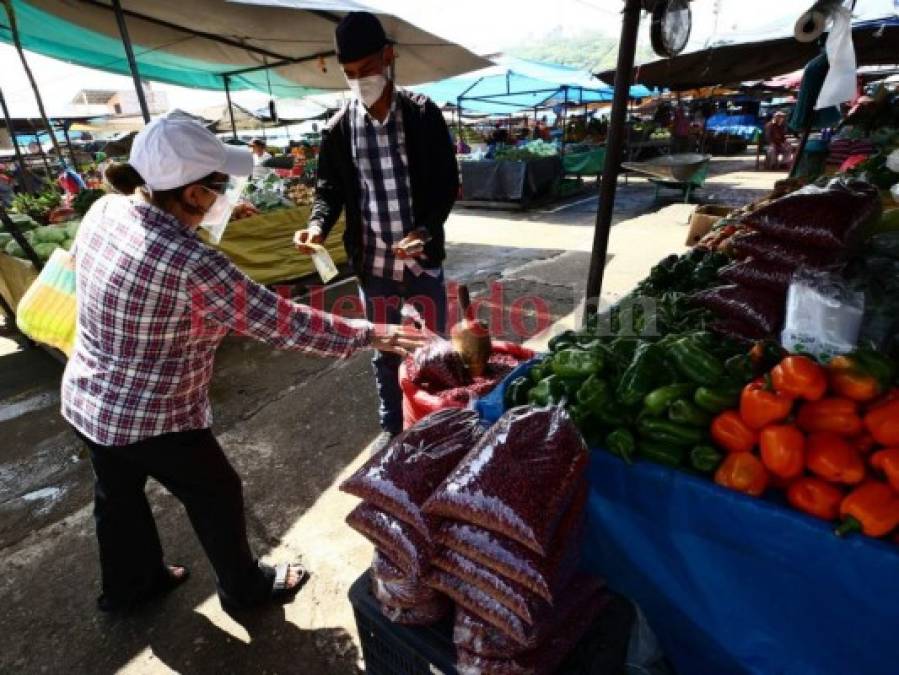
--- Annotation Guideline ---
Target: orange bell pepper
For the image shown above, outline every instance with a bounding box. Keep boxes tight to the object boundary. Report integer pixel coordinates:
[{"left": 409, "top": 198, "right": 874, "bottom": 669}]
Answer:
[
  {"left": 711, "top": 410, "right": 757, "bottom": 454},
  {"left": 786, "top": 477, "right": 844, "bottom": 521},
  {"left": 870, "top": 448, "right": 899, "bottom": 493},
  {"left": 771, "top": 355, "right": 827, "bottom": 401},
  {"left": 759, "top": 424, "right": 805, "bottom": 480},
  {"left": 835, "top": 481, "right": 899, "bottom": 538},
  {"left": 851, "top": 434, "right": 877, "bottom": 457},
  {"left": 796, "top": 398, "right": 863, "bottom": 437},
  {"left": 806, "top": 432, "right": 866, "bottom": 485},
  {"left": 714, "top": 452, "right": 769, "bottom": 497},
  {"left": 827, "top": 356, "right": 881, "bottom": 402},
  {"left": 864, "top": 400, "right": 899, "bottom": 446},
  {"left": 739, "top": 379, "right": 794, "bottom": 430}
]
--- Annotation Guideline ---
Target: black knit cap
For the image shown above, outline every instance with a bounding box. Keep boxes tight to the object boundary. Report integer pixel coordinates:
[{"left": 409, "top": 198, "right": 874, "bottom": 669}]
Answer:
[{"left": 334, "top": 12, "right": 390, "bottom": 64}]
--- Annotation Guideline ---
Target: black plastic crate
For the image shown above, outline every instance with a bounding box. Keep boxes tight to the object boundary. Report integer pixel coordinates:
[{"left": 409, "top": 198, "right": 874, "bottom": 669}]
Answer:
[
  {"left": 348, "top": 570, "right": 635, "bottom": 675},
  {"left": 349, "top": 570, "right": 458, "bottom": 675}
]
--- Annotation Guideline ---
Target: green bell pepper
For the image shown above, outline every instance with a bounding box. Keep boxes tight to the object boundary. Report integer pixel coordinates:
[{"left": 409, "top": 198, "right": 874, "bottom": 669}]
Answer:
[
  {"left": 616, "top": 342, "right": 665, "bottom": 407},
  {"left": 527, "top": 375, "right": 568, "bottom": 406},
  {"left": 689, "top": 445, "right": 724, "bottom": 473},
  {"left": 551, "top": 348, "right": 604, "bottom": 380},
  {"left": 668, "top": 337, "right": 726, "bottom": 386},
  {"left": 576, "top": 375, "right": 611, "bottom": 411},
  {"left": 638, "top": 440, "right": 686, "bottom": 467},
  {"left": 725, "top": 353, "right": 755, "bottom": 382},
  {"left": 504, "top": 376, "right": 532, "bottom": 410},
  {"left": 643, "top": 383, "right": 696, "bottom": 416},
  {"left": 594, "top": 398, "right": 633, "bottom": 428},
  {"left": 548, "top": 330, "right": 578, "bottom": 353},
  {"left": 693, "top": 385, "right": 741, "bottom": 414},
  {"left": 668, "top": 399, "right": 712, "bottom": 427},
  {"left": 529, "top": 356, "right": 553, "bottom": 383},
  {"left": 637, "top": 415, "right": 705, "bottom": 447},
  {"left": 606, "top": 428, "right": 636, "bottom": 464}
]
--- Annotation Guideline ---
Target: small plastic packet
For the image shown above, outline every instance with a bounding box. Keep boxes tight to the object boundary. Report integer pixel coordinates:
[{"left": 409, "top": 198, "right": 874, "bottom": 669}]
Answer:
[
  {"left": 345, "top": 503, "right": 432, "bottom": 577},
  {"left": 781, "top": 268, "right": 865, "bottom": 359}
]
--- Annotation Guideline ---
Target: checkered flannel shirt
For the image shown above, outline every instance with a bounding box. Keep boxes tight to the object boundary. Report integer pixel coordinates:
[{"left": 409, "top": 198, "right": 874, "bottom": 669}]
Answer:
[
  {"left": 349, "top": 95, "right": 434, "bottom": 281},
  {"left": 61, "top": 196, "right": 372, "bottom": 447}
]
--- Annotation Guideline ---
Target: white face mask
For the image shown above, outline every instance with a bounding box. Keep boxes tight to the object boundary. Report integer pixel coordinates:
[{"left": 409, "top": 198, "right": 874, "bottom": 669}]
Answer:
[
  {"left": 199, "top": 176, "right": 246, "bottom": 244},
  {"left": 347, "top": 74, "right": 387, "bottom": 108}
]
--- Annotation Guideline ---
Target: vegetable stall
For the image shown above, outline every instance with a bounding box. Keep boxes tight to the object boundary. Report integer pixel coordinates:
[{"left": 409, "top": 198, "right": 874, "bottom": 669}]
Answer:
[{"left": 340, "top": 86, "right": 899, "bottom": 672}]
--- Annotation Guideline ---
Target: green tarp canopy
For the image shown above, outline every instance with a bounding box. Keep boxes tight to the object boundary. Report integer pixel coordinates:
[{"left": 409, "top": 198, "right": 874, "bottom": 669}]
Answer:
[{"left": 0, "top": 0, "right": 489, "bottom": 98}]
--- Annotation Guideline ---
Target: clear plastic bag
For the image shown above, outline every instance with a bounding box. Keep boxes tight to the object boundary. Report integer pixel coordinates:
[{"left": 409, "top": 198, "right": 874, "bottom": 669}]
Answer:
[
  {"left": 742, "top": 178, "right": 880, "bottom": 250},
  {"left": 340, "top": 408, "right": 483, "bottom": 537},
  {"left": 371, "top": 550, "right": 406, "bottom": 582},
  {"left": 781, "top": 269, "right": 865, "bottom": 360},
  {"left": 371, "top": 571, "right": 440, "bottom": 609},
  {"left": 718, "top": 258, "right": 795, "bottom": 293},
  {"left": 454, "top": 575, "right": 610, "bottom": 672},
  {"left": 407, "top": 339, "right": 471, "bottom": 390},
  {"left": 728, "top": 231, "right": 839, "bottom": 270},
  {"left": 345, "top": 503, "right": 432, "bottom": 577},
  {"left": 379, "top": 594, "right": 451, "bottom": 626},
  {"left": 423, "top": 406, "right": 589, "bottom": 556},
  {"left": 691, "top": 284, "right": 786, "bottom": 336},
  {"left": 433, "top": 484, "right": 586, "bottom": 602}
]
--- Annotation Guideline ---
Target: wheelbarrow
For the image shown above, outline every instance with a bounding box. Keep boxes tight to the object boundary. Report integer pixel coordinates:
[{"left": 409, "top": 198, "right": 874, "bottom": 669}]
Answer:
[{"left": 622, "top": 153, "right": 712, "bottom": 202}]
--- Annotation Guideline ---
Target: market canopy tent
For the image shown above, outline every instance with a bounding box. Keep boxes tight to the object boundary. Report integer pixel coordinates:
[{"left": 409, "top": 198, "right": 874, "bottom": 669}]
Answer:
[
  {"left": 199, "top": 101, "right": 329, "bottom": 134},
  {"left": 0, "top": 0, "right": 490, "bottom": 98},
  {"left": 596, "top": 16, "right": 899, "bottom": 91},
  {"left": 415, "top": 56, "right": 650, "bottom": 115}
]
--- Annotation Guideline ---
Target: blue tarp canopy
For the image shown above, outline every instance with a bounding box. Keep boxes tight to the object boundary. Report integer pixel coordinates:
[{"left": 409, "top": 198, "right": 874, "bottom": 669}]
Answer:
[{"left": 414, "top": 57, "right": 650, "bottom": 115}]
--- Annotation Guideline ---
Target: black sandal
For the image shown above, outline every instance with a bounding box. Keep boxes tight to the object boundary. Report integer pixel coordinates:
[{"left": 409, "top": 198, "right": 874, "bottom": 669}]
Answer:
[
  {"left": 218, "top": 562, "right": 309, "bottom": 611},
  {"left": 98, "top": 563, "right": 190, "bottom": 613}
]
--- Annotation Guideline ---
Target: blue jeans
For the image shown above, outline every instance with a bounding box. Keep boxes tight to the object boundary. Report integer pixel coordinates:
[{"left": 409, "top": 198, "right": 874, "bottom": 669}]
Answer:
[{"left": 359, "top": 269, "right": 447, "bottom": 434}]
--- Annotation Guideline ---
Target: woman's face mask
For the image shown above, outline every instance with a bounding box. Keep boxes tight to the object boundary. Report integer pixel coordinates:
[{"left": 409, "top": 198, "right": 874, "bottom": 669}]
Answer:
[{"left": 197, "top": 176, "right": 246, "bottom": 244}]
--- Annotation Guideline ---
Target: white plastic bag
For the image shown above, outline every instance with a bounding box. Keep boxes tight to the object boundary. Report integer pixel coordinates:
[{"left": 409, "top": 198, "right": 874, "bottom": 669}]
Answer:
[
  {"left": 781, "top": 269, "right": 864, "bottom": 360},
  {"left": 816, "top": 5, "right": 857, "bottom": 110}
]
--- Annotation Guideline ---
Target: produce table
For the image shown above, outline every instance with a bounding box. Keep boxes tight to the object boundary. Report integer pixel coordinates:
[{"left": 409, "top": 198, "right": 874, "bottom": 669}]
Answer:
[
  {"left": 459, "top": 157, "right": 562, "bottom": 205},
  {"left": 200, "top": 206, "right": 347, "bottom": 285},
  {"left": 562, "top": 148, "right": 606, "bottom": 177},
  {"left": 0, "top": 252, "right": 38, "bottom": 311},
  {"left": 478, "top": 364, "right": 899, "bottom": 675}
]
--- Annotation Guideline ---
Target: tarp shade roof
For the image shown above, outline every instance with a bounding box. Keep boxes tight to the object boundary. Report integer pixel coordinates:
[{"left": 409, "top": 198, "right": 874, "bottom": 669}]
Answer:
[
  {"left": 0, "top": 0, "right": 489, "bottom": 98},
  {"left": 413, "top": 56, "right": 650, "bottom": 115},
  {"left": 597, "top": 17, "right": 899, "bottom": 91},
  {"left": 201, "top": 102, "right": 328, "bottom": 133}
]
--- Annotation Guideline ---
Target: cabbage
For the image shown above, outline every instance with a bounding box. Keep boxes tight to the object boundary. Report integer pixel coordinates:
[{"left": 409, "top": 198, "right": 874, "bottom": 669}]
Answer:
[{"left": 33, "top": 226, "right": 68, "bottom": 244}]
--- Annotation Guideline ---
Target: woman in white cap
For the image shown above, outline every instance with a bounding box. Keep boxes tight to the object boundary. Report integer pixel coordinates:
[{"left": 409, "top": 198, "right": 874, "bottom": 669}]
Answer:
[{"left": 62, "top": 111, "right": 425, "bottom": 612}]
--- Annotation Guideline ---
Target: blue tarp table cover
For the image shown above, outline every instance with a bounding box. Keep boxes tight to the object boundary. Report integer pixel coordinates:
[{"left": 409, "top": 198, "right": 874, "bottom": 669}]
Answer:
[{"left": 477, "top": 365, "right": 899, "bottom": 675}]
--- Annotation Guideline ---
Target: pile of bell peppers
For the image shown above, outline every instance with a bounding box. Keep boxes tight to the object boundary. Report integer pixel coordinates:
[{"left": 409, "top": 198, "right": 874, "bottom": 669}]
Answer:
[
  {"left": 504, "top": 329, "right": 772, "bottom": 473},
  {"left": 707, "top": 350, "right": 899, "bottom": 542}
]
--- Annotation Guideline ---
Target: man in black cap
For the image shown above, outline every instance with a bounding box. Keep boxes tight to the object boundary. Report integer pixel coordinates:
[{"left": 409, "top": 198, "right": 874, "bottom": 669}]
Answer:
[{"left": 295, "top": 11, "right": 458, "bottom": 440}]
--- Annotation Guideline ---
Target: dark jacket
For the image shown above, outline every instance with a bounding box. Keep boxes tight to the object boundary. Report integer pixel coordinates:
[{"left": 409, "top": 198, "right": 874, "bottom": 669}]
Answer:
[{"left": 309, "top": 90, "right": 459, "bottom": 277}]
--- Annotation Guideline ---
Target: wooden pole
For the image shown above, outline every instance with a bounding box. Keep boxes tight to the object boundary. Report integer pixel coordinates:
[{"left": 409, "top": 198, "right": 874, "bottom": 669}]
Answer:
[
  {"left": 584, "top": 0, "right": 642, "bottom": 320},
  {"left": 1, "top": 0, "right": 64, "bottom": 162},
  {"left": 111, "top": 0, "right": 151, "bottom": 123}
]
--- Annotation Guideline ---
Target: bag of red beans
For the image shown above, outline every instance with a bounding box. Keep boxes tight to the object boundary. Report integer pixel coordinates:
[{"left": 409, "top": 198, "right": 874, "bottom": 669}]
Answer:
[
  {"left": 341, "top": 408, "right": 483, "bottom": 537},
  {"left": 423, "top": 406, "right": 588, "bottom": 556},
  {"left": 346, "top": 503, "right": 432, "bottom": 577},
  {"left": 407, "top": 339, "right": 471, "bottom": 390},
  {"left": 433, "top": 484, "right": 586, "bottom": 602},
  {"left": 379, "top": 594, "right": 452, "bottom": 626}
]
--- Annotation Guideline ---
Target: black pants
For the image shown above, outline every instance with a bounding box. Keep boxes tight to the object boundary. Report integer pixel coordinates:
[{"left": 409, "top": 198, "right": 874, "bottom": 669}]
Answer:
[{"left": 79, "top": 428, "right": 269, "bottom": 607}]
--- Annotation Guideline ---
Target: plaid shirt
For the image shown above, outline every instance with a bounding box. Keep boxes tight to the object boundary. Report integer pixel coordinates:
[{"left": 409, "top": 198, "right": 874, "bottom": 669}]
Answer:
[
  {"left": 349, "top": 95, "right": 431, "bottom": 281},
  {"left": 61, "top": 196, "right": 372, "bottom": 447}
]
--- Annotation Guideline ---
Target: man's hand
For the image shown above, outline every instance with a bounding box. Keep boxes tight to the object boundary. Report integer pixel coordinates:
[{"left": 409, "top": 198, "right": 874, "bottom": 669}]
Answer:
[
  {"left": 294, "top": 227, "right": 324, "bottom": 255},
  {"left": 370, "top": 324, "right": 429, "bottom": 359},
  {"left": 393, "top": 232, "right": 426, "bottom": 260}
]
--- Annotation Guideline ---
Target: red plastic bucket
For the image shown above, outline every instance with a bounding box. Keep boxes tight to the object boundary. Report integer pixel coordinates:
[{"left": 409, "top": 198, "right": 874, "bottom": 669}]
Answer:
[{"left": 398, "top": 341, "right": 535, "bottom": 429}]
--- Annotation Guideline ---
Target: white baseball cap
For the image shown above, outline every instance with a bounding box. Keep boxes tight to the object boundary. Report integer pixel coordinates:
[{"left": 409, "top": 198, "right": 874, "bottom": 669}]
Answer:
[{"left": 129, "top": 110, "right": 253, "bottom": 191}]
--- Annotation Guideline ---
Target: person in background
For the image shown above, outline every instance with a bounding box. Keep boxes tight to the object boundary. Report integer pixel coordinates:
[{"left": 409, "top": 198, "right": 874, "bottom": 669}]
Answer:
[
  {"left": 65, "top": 111, "right": 425, "bottom": 614},
  {"left": 671, "top": 104, "right": 691, "bottom": 153},
  {"left": 765, "top": 111, "right": 795, "bottom": 169},
  {"left": 249, "top": 138, "right": 272, "bottom": 179},
  {"left": 294, "top": 12, "right": 458, "bottom": 445}
]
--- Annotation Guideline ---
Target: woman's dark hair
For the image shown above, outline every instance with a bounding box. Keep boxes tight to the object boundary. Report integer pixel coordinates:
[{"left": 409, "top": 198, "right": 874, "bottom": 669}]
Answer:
[{"left": 104, "top": 162, "right": 226, "bottom": 214}]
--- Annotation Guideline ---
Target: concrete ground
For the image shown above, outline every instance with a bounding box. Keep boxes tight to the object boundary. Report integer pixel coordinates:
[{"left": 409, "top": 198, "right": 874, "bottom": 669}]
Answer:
[{"left": 0, "top": 154, "right": 780, "bottom": 674}]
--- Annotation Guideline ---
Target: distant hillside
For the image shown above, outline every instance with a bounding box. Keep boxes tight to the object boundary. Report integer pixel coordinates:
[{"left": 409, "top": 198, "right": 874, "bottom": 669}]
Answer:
[{"left": 510, "top": 29, "right": 655, "bottom": 74}]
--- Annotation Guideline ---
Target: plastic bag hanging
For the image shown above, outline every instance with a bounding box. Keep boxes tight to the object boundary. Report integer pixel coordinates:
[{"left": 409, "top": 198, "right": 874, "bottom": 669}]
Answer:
[{"left": 816, "top": 4, "right": 857, "bottom": 110}]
